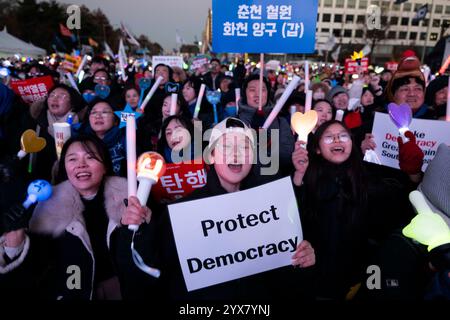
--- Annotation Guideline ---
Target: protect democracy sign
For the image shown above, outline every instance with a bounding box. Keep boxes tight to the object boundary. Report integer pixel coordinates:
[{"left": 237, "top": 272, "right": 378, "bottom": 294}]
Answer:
[
  {"left": 369, "top": 112, "right": 450, "bottom": 171},
  {"left": 168, "top": 176, "right": 302, "bottom": 292},
  {"left": 212, "top": 0, "right": 318, "bottom": 53}
]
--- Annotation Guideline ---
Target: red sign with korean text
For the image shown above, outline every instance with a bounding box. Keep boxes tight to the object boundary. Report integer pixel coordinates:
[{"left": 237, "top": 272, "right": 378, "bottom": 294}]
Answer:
[
  {"left": 344, "top": 58, "right": 369, "bottom": 74},
  {"left": 385, "top": 61, "right": 398, "bottom": 72},
  {"left": 152, "top": 161, "right": 207, "bottom": 203},
  {"left": 10, "top": 75, "right": 54, "bottom": 104}
]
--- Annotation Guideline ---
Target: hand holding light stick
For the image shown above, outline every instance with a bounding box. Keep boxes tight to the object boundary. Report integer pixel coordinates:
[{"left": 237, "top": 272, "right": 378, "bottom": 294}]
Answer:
[
  {"left": 140, "top": 76, "right": 163, "bottom": 111},
  {"left": 129, "top": 152, "right": 165, "bottom": 279},
  {"left": 262, "top": 75, "right": 301, "bottom": 129},
  {"left": 193, "top": 83, "right": 206, "bottom": 119},
  {"left": 291, "top": 110, "right": 318, "bottom": 149},
  {"left": 129, "top": 152, "right": 166, "bottom": 231}
]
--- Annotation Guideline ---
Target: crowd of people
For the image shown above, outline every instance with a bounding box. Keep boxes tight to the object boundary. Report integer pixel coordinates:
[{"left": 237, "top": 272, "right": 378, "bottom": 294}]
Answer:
[{"left": 0, "top": 50, "right": 449, "bottom": 301}]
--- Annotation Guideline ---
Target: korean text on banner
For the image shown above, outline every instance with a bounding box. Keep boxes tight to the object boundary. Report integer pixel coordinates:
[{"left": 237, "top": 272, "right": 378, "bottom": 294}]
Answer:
[
  {"left": 10, "top": 76, "right": 54, "bottom": 104},
  {"left": 212, "top": 0, "right": 318, "bottom": 53},
  {"left": 152, "top": 56, "right": 184, "bottom": 69}
]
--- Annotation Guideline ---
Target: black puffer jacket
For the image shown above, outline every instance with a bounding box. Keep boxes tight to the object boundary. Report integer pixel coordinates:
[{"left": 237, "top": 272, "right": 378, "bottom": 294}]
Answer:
[{"left": 297, "top": 160, "right": 414, "bottom": 299}]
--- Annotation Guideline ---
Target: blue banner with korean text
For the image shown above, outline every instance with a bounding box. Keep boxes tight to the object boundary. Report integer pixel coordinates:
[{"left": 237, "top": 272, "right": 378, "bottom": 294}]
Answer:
[{"left": 212, "top": 0, "right": 318, "bottom": 53}]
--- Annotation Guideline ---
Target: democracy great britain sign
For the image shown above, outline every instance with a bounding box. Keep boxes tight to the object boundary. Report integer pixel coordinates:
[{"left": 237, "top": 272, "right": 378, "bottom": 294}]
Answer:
[
  {"left": 212, "top": 0, "right": 318, "bottom": 53},
  {"left": 369, "top": 112, "right": 450, "bottom": 171},
  {"left": 168, "top": 177, "right": 302, "bottom": 292}
]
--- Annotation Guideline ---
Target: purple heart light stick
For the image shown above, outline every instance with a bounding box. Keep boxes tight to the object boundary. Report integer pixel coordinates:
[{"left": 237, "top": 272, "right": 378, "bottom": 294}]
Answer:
[{"left": 387, "top": 102, "right": 412, "bottom": 141}]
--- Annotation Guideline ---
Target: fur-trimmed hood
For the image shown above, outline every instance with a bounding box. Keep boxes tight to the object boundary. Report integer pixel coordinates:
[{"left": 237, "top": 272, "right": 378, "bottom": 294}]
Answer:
[{"left": 30, "top": 176, "right": 127, "bottom": 241}]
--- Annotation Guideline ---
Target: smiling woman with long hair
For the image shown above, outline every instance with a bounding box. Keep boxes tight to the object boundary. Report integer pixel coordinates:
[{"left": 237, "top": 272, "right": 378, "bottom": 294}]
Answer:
[
  {"left": 291, "top": 120, "right": 414, "bottom": 300},
  {"left": 0, "top": 135, "right": 154, "bottom": 300}
]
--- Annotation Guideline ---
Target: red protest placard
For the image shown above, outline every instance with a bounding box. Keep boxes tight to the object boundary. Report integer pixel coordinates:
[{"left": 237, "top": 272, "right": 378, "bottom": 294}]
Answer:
[
  {"left": 10, "top": 75, "right": 54, "bottom": 104},
  {"left": 385, "top": 61, "right": 398, "bottom": 71},
  {"left": 152, "top": 161, "right": 207, "bottom": 203},
  {"left": 344, "top": 58, "right": 369, "bottom": 74}
]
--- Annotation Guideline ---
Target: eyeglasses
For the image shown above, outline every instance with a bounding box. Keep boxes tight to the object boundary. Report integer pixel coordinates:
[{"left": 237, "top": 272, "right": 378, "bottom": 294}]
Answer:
[
  {"left": 322, "top": 133, "right": 351, "bottom": 144},
  {"left": 48, "top": 92, "right": 68, "bottom": 100},
  {"left": 94, "top": 76, "right": 108, "bottom": 81},
  {"left": 90, "top": 110, "right": 113, "bottom": 117}
]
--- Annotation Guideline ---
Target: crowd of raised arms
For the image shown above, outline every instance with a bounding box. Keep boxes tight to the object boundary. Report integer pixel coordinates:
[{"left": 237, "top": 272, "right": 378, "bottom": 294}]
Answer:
[{"left": 0, "top": 52, "right": 449, "bottom": 301}]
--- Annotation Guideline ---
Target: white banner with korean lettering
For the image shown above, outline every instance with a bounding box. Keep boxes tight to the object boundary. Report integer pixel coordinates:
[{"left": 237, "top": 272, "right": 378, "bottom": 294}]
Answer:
[
  {"left": 152, "top": 56, "right": 184, "bottom": 69},
  {"left": 168, "top": 177, "right": 302, "bottom": 292},
  {"left": 369, "top": 112, "right": 450, "bottom": 171}
]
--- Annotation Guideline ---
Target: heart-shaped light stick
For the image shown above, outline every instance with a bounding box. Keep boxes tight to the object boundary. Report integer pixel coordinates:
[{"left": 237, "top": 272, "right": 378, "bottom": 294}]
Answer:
[
  {"left": 17, "top": 129, "right": 47, "bottom": 159},
  {"left": 291, "top": 110, "right": 318, "bottom": 148},
  {"left": 95, "top": 84, "right": 110, "bottom": 99},
  {"left": 387, "top": 102, "right": 412, "bottom": 141}
]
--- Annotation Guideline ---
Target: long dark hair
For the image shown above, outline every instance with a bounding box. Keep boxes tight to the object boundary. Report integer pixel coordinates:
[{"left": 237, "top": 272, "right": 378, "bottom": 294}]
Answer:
[
  {"left": 56, "top": 135, "right": 113, "bottom": 183},
  {"left": 304, "top": 120, "right": 368, "bottom": 226}
]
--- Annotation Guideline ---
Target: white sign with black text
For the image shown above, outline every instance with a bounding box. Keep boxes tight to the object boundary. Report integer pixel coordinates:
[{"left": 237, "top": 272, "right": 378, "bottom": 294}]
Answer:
[
  {"left": 168, "top": 177, "right": 302, "bottom": 292},
  {"left": 370, "top": 112, "right": 450, "bottom": 171}
]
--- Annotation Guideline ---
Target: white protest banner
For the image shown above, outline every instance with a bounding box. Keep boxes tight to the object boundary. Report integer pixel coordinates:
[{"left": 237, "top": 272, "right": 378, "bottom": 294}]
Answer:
[
  {"left": 370, "top": 112, "right": 450, "bottom": 171},
  {"left": 152, "top": 56, "right": 183, "bottom": 69},
  {"left": 190, "top": 55, "right": 209, "bottom": 71},
  {"left": 168, "top": 177, "right": 302, "bottom": 292}
]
